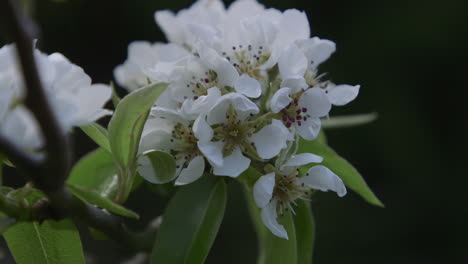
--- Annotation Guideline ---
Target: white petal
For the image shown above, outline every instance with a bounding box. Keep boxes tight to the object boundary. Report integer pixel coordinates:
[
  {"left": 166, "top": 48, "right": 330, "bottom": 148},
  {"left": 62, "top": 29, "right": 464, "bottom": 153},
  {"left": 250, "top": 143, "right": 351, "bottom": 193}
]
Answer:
[
  {"left": 193, "top": 114, "right": 213, "bottom": 142},
  {"left": 138, "top": 129, "right": 174, "bottom": 154},
  {"left": 207, "top": 93, "right": 259, "bottom": 124},
  {"left": 261, "top": 200, "right": 288, "bottom": 239},
  {"left": 151, "top": 106, "right": 188, "bottom": 125},
  {"left": 270, "top": 87, "right": 292, "bottom": 114},
  {"left": 251, "top": 120, "right": 291, "bottom": 159},
  {"left": 295, "top": 117, "right": 321, "bottom": 140},
  {"left": 184, "top": 86, "right": 222, "bottom": 116},
  {"left": 197, "top": 140, "right": 224, "bottom": 167},
  {"left": 296, "top": 37, "right": 336, "bottom": 69},
  {"left": 198, "top": 45, "right": 238, "bottom": 87},
  {"left": 326, "top": 84, "right": 360, "bottom": 106},
  {"left": 253, "top": 173, "right": 276, "bottom": 208},
  {"left": 279, "top": 44, "right": 308, "bottom": 81},
  {"left": 278, "top": 9, "right": 310, "bottom": 41},
  {"left": 281, "top": 78, "right": 308, "bottom": 93},
  {"left": 300, "top": 88, "right": 331, "bottom": 118},
  {"left": 234, "top": 74, "right": 262, "bottom": 98},
  {"left": 72, "top": 84, "right": 112, "bottom": 126},
  {"left": 212, "top": 148, "right": 250, "bottom": 177},
  {"left": 154, "top": 10, "right": 185, "bottom": 44},
  {"left": 282, "top": 153, "right": 323, "bottom": 169},
  {"left": 175, "top": 156, "right": 205, "bottom": 185},
  {"left": 300, "top": 165, "right": 347, "bottom": 197}
]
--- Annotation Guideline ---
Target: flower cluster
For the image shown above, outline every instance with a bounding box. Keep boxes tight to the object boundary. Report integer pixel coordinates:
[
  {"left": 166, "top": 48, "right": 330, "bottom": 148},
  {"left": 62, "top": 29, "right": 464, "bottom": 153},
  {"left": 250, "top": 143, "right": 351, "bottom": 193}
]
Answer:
[
  {"left": 115, "top": 0, "right": 358, "bottom": 238},
  {"left": 0, "top": 44, "right": 112, "bottom": 152}
]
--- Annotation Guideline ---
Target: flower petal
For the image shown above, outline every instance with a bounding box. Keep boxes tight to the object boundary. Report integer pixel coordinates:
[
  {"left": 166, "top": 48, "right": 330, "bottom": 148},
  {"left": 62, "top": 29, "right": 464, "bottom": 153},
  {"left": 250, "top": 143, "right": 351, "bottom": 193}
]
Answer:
[
  {"left": 326, "top": 84, "right": 360, "bottom": 106},
  {"left": 261, "top": 200, "right": 288, "bottom": 239},
  {"left": 270, "top": 87, "right": 292, "bottom": 114},
  {"left": 72, "top": 84, "right": 113, "bottom": 126},
  {"left": 295, "top": 117, "right": 321, "bottom": 140},
  {"left": 251, "top": 120, "right": 291, "bottom": 159},
  {"left": 300, "top": 165, "right": 347, "bottom": 197},
  {"left": 296, "top": 37, "right": 336, "bottom": 69},
  {"left": 253, "top": 172, "right": 276, "bottom": 208},
  {"left": 300, "top": 87, "right": 331, "bottom": 118},
  {"left": 207, "top": 93, "right": 259, "bottom": 124},
  {"left": 235, "top": 74, "right": 262, "bottom": 98},
  {"left": 175, "top": 156, "right": 205, "bottom": 185},
  {"left": 279, "top": 44, "right": 308, "bottom": 81},
  {"left": 282, "top": 153, "right": 323, "bottom": 169},
  {"left": 212, "top": 147, "right": 250, "bottom": 177},
  {"left": 197, "top": 140, "right": 224, "bottom": 167},
  {"left": 193, "top": 114, "right": 213, "bottom": 142}
]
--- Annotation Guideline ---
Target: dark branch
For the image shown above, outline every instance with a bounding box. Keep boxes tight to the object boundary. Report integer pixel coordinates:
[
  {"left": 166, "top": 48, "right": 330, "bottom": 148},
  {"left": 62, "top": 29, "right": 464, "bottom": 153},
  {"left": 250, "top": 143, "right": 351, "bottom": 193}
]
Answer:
[{"left": 1, "top": 0, "right": 71, "bottom": 192}]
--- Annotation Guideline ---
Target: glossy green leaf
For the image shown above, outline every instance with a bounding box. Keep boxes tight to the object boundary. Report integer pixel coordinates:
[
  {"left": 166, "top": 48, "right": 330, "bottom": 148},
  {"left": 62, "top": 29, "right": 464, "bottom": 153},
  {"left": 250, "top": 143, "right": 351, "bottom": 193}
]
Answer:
[
  {"left": 138, "top": 150, "right": 176, "bottom": 184},
  {"left": 67, "top": 148, "right": 118, "bottom": 199},
  {"left": 294, "top": 200, "right": 315, "bottom": 264},
  {"left": 4, "top": 219, "right": 85, "bottom": 264},
  {"left": 151, "top": 176, "right": 227, "bottom": 264},
  {"left": 298, "top": 135, "right": 384, "bottom": 207},
  {"left": 0, "top": 217, "right": 16, "bottom": 234},
  {"left": 80, "top": 123, "right": 110, "bottom": 152},
  {"left": 108, "top": 82, "right": 167, "bottom": 169},
  {"left": 67, "top": 183, "right": 139, "bottom": 219}
]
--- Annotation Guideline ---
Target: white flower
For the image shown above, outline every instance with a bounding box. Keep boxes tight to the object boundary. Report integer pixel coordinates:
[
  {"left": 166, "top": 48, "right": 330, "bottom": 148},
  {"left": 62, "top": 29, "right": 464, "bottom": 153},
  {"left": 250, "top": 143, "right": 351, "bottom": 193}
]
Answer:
[
  {"left": 114, "top": 41, "right": 189, "bottom": 91},
  {"left": 253, "top": 153, "right": 346, "bottom": 239},
  {"left": 195, "top": 93, "right": 291, "bottom": 177},
  {"left": 138, "top": 107, "right": 205, "bottom": 186},
  {"left": 0, "top": 44, "right": 112, "bottom": 150},
  {"left": 278, "top": 38, "right": 360, "bottom": 105},
  {"left": 270, "top": 87, "right": 331, "bottom": 140}
]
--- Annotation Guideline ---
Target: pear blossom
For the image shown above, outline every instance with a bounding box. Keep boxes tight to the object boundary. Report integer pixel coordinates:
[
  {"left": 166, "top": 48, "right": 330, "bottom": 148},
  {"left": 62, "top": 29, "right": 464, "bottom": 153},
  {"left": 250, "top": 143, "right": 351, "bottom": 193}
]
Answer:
[
  {"left": 0, "top": 43, "right": 112, "bottom": 151},
  {"left": 195, "top": 93, "right": 292, "bottom": 177},
  {"left": 253, "top": 153, "right": 347, "bottom": 239}
]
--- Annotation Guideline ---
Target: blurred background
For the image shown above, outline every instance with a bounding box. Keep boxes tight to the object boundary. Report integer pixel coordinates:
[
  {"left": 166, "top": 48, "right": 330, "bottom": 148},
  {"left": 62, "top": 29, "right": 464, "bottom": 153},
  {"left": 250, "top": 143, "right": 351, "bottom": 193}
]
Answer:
[{"left": 1, "top": 0, "right": 467, "bottom": 263}]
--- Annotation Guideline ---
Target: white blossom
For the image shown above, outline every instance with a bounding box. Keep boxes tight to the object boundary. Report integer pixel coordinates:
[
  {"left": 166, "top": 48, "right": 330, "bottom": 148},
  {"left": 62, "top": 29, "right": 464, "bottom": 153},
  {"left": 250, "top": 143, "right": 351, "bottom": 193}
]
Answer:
[{"left": 253, "top": 153, "right": 346, "bottom": 239}]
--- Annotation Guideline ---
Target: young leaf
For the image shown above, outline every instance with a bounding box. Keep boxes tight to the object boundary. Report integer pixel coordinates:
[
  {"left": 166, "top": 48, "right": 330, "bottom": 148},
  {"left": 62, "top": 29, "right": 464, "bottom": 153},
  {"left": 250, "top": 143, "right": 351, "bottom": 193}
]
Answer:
[
  {"left": 3, "top": 219, "right": 85, "bottom": 264},
  {"left": 138, "top": 150, "right": 176, "bottom": 184},
  {"left": 108, "top": 82, "right": 167, "bottom": 169},
  {"left": 67, "top": 183, "right": 139, "bottom": 219},
  {"left": 298, "top": 135, "right": 384, "bottom": 207},
  {"left": 80, "top": 122, "right": 111, "bottom": 152},
  {"left": 151, "top": 176, "right": 227, "bottom": 264},
  {"left": 294, "top": 200, "right": 315, "bottom": 264},
  {"left": 67, "top": 148, "right": 118, "bottom": 199}
]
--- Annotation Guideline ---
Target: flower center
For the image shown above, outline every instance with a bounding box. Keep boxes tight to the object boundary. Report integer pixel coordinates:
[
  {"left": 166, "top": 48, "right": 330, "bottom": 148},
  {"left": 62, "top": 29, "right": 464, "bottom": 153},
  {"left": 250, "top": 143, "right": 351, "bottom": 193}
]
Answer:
[
  {"left": 170, "top": 123, "right": 200, "bottom": 169},
  {"left": 185, "top": 70, "right": 218, "bottom": 100},
  {"left": 222, "top": 44, "right": 269, "bottom": 79},
  {"left": 279, "top": 92, "right": 310, "bottom": 128},
  {"left": 273, "top": 168, "right": 310, "bottom": 215}
]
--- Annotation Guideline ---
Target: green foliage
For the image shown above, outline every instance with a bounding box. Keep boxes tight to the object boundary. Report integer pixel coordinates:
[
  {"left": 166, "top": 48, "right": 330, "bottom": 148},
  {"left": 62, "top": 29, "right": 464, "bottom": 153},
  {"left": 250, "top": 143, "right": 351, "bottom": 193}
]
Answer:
[
  {"left": 3, "top": 219, "right": 85, "bottom": 264},
  {"left": 151, "top": 175, "right": 227, "bottom": 264},
  {"left": 108, "top": 82, "right": 167, "bottom": 201},
  {"left": 138, "top": 150, "right": 176, "bottom": 184},
  {"left": 67, "top": 148, "right": 118, "bottom": 199},
  {"left": 80, "top": 123, "right": 111, "bottom": 152},
  {"left": 260, "top": 211, "right": 297, "bottom": 264},
  {"left": 67, "top": 183, "right": 139, "bottom": 219},
  {"left": 294, "top": 200, "right": 315, "bottom": 264},
  {"left": 298, "top": 132, "right": 384, "bottom": 207}
]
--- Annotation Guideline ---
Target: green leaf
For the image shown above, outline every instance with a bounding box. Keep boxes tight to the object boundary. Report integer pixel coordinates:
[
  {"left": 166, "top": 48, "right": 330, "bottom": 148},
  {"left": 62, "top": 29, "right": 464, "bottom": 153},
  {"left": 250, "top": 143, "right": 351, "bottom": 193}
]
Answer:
[
  {"left": 108, "top": 82, "right": 167, "bottom": 169},
  {"left": 67, "top": 183, "right": 139, "bottom": 219},
  {"left": 80, "top": 123, "right": 111, "bottom": 152},
  {"left": 138, "top": 150, "right": 176, "bottom": 184},
  {"left": 322, "top": 113, "right": 378, "bottom": 129},
  {"left": 151, "top": 175, "right": 227, "bottom": 264},
  {"left": 111, "top": 81, "right": 121, "bottom": 108},
  {"left": 67, "top": 148, "right": 118, "bottom": 199},
  {"left": 294, "top": 200, "right": 315, "bottom": 264},
  {"left": 260, "top": 211, "right": 297, "bottom": 264},
  {"left": 0, "top": 217, "right": 16, "bottom": 234},
  {"left": 298, "top": 134, "right": 384, "bottom": 207},
  {"left": 3, "top": 219, "right": 85, "bottom": 264}
]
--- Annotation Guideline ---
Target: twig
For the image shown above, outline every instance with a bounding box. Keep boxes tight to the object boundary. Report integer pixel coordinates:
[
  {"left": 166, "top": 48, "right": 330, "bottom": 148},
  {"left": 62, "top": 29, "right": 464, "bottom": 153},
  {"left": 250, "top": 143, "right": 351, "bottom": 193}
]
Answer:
[
  {"left": 0, "top": 0, "right": 155, "bottom": 252},
  {"left": 0, "top": 135, "right": 41, "bottom": 175}
]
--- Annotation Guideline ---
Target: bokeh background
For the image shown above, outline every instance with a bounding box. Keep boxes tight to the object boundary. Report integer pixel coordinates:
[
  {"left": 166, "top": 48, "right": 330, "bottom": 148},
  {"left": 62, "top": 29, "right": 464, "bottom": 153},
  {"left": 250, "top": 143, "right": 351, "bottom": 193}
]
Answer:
[{"left": 1, "top": 0, "right": 467, "bottom": 263}]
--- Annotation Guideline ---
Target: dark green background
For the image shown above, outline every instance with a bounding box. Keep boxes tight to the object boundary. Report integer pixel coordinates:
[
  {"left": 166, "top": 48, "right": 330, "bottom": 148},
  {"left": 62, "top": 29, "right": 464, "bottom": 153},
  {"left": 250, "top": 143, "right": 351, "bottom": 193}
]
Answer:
[{"left": 1, "top": 0, "right": 467, "bottom": 263}]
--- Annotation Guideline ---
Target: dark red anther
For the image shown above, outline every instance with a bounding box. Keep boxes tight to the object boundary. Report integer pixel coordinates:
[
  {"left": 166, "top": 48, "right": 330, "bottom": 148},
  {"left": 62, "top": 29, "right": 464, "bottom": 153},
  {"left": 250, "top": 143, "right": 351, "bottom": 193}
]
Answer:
[
  {"left": 289, "top": 117, "right": 295, "bottom": 122},
  {"left": 296, "top": 109, "right": 302, "bottom": 114},
  {"left": 297, "top": 121, "right": 302, "bottom": 126},
  {"left": 286, "top": 122, "right": 292, "bottom": 128},
  {"left": 194, "top": 96, "right": 199, "bottom": 100},
  {"left": 296, "top": 115, "right": 302, "bottom": 120},
  {"left": 282, "top": 115, "right": 288, "bottom": 121},
  {"left": 302, "top": 107, "right": 307, "bottom": 113},
  {"left": 303, "top": 116, "right": 308, "bottom": 121},
  {"left": 196, "top": 83, "right": 201, "bottom": 88},
  {"left": 204, "top": 78, "right": 210, "bottom": 83},
  {"left": 293, "top": 98, "right": 299, "bottom": 104}
]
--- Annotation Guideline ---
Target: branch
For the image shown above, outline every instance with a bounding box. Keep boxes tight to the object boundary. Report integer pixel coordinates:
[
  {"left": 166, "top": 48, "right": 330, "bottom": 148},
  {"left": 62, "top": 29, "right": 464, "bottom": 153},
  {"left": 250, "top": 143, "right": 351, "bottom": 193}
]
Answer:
[{"left": 1, "top": 0, "right": 71, "bottom": 192}]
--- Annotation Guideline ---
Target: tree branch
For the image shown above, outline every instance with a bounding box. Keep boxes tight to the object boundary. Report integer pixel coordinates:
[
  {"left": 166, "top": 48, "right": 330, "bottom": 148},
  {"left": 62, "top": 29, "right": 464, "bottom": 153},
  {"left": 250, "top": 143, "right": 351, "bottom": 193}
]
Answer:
[
  {"left": 0, "top": 135, "right": 41, "bottom": 175},
  {"left": 0, "top": 0, "right": 155, "bottom": 252}
]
